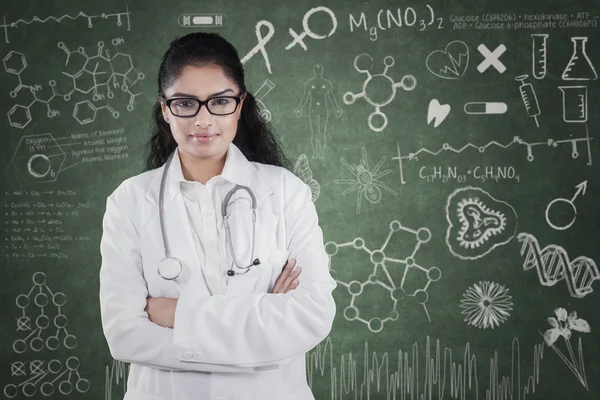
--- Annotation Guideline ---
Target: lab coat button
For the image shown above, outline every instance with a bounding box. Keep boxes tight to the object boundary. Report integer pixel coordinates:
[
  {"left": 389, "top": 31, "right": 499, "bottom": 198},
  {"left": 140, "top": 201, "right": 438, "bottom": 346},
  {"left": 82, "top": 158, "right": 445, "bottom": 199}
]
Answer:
[
  {"left": 183, "top": 351, "right": 193, "bottom": 359},
  {"left": 193, "top": 352, "right": 203, "bottom": 360}
]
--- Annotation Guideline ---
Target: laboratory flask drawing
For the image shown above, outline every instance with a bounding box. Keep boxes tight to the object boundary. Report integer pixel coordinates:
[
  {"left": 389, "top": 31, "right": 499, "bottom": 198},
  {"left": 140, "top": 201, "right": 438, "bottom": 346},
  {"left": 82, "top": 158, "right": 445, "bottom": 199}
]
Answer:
[
  {"left": 343, "top": 53, "right": 416, "bottom": 132},
  {"left": 562, "top": 37, "right": 597, "bottom": 81},
  {"left": 4, "top": 272, "right": 89, "bottom": 398}
]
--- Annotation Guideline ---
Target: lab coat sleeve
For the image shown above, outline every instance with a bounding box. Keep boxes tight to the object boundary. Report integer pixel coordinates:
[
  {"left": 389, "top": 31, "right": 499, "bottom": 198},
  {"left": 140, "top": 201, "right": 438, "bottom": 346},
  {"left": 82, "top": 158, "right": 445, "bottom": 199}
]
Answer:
[
  {"left": 99, "top": 185, "right": 274, "bottom": 373},
  {"left": 172, "top": 179, "right": 337, "bottom": 367}
]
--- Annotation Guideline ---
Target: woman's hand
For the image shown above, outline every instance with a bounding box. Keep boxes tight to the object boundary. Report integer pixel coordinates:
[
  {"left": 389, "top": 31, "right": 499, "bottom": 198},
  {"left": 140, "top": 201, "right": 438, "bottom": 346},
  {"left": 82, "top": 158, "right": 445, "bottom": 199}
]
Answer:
[
  {"left": 271, "top": 258, "right": 302, "bottom": 294},
  {"left": 145, "top": 297, "right": 178, "bottom": 328}
]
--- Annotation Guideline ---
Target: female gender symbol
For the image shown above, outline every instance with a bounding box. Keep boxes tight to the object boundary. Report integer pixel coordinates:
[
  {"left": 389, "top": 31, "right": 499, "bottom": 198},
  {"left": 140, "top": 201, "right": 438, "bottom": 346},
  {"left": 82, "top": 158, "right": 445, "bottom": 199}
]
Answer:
[{"left": 286, "top": 6, "right": 337, "bottom": 51}]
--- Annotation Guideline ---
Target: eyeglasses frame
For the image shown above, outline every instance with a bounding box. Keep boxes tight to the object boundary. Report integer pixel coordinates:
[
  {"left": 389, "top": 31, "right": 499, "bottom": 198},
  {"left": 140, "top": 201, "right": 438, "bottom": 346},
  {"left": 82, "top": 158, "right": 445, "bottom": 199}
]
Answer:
[{"left": 160, "top": 92, "right": 246, "bottom": 117}]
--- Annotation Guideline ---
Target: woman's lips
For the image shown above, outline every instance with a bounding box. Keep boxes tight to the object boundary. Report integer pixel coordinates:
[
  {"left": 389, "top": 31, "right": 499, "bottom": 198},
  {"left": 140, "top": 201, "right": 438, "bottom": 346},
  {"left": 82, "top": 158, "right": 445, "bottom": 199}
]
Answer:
[{"left": 190, "top": 133, "right": 218, "bottom": 142}]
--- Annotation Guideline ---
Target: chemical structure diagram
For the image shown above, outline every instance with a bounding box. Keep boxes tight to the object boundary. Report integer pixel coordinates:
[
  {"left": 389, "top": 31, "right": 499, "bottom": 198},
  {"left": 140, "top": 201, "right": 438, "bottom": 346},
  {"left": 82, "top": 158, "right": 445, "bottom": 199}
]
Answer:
[
  {"left": 325, "top": 220, "right": 441, "bottom": 333},
  {"left": 4, "top": 272, "right": 89, "bottom": 398},
  {"left": 4, "top": 39, "right": 145, "bottom": 128},
  {"left": 343, "top": 53, "right": 417, "bottom": 132},
  {"left": 0, "top": 5, "right": 131, "bottom": 43}
]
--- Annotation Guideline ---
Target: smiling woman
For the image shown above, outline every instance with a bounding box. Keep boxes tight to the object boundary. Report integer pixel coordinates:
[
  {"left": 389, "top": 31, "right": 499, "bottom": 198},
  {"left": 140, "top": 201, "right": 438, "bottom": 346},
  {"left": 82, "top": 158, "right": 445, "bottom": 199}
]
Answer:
[{"left": 99, "top": 32, "right": 337, "bottom": 400}]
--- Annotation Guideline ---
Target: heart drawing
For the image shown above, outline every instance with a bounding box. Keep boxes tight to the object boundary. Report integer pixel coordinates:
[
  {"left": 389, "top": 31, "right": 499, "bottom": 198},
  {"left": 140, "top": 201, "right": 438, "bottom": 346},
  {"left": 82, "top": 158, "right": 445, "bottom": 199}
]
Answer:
[{"left": 426, "top": 41, "right": 469, "bottom": 79}]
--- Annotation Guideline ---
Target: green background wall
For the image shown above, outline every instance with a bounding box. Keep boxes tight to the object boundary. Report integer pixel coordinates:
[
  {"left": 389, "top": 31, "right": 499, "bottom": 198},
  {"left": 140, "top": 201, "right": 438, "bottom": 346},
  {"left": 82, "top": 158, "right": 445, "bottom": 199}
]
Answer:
[{"left": 1, "top": 0, "right": 599, "bottom": 399}]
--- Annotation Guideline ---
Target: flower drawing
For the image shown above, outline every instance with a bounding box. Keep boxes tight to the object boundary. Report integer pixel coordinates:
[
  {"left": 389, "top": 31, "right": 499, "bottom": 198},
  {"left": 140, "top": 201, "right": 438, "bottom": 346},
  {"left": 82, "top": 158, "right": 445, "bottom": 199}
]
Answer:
[
  {"left": 543, "top": 308, "right": 590, "bottom": 389},
  {"left": 460, "top": 281, "right": 513, "bottom": 329}
]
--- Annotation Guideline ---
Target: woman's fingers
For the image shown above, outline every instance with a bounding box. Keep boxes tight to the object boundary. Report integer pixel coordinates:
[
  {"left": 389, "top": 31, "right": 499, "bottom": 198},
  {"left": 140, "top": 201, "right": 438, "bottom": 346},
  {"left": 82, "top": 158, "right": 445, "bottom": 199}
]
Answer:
[
  {"left": 272, "top": 259, "right": 295, "bottom": 293},
  {"left": 280, "top": 265, "right": 301, "bottom": 293},
  {"left": 272, "top": 259, "right": 301, "bottom": 294}
]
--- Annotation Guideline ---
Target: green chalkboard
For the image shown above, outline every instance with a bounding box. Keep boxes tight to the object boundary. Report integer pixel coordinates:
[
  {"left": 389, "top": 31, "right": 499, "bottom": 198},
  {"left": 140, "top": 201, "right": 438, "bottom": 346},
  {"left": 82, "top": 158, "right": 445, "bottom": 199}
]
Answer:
[{"left": 1, "top": 0, "right": 599, "bottom": 399}]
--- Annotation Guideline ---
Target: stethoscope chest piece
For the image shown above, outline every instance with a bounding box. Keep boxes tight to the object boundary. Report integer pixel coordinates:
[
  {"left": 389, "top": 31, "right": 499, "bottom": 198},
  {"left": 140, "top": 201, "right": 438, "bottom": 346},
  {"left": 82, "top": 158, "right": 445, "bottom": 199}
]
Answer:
[{"left": 158, "top": 257, "right": 183, "bottom": 280}]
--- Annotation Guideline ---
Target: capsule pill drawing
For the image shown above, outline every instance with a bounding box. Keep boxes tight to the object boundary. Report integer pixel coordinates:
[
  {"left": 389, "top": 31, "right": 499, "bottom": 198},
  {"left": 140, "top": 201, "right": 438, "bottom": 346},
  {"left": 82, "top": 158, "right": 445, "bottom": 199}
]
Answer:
[
  {"left": 193, "top": 16, "right": 214, "bottom": 25},
  {"left": 463, "top": 102, "right": 508, "bottom": 115}
]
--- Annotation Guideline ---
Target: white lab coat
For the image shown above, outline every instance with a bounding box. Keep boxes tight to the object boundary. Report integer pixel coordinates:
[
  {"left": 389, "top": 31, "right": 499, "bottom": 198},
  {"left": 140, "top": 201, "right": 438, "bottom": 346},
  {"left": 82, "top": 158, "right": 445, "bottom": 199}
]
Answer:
[{"left": 99, "top": 144, "right": 337, "bottom": 400}]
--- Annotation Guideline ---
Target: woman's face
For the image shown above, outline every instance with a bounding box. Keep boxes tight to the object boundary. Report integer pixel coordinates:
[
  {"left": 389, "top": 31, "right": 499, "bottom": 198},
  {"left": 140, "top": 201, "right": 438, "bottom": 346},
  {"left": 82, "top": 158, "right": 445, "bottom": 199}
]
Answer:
[{"left": 160, "top": 64, "right": 244, "bottom": 162}]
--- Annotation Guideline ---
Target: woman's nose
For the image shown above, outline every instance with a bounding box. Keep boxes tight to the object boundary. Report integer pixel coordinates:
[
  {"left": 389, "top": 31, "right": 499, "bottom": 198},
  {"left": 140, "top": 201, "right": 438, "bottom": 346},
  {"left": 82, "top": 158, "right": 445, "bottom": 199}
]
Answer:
[{"left": 194, "top": 104, "right": 213, "bottom": 127}]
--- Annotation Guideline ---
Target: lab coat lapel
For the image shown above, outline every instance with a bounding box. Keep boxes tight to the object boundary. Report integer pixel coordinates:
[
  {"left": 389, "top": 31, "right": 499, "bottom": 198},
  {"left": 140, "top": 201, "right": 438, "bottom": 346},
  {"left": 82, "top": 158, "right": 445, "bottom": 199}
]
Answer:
[
  {"left": 222, "top": 143, "right": 273, "bottom": 203},
  {"left": 143, "top": 163, "right": 212, "bottom": 295}
]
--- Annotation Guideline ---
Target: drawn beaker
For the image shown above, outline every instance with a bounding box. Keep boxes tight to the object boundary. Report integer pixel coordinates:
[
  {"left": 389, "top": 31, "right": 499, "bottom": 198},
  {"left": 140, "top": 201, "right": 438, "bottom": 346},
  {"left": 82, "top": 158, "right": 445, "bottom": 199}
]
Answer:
[
  {"left": 562, "top": 37, "right": 598, "bottom": 81},
  {"left": 559, "top": 86, "right": 587, "bottom": 123}
]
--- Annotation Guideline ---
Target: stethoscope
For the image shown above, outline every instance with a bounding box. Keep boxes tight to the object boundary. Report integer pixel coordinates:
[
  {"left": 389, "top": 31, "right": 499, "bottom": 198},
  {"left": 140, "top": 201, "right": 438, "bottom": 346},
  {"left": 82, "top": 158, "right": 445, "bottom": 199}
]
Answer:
[{"left": 157, "top": 150, "right": 261, "bottom": 281}]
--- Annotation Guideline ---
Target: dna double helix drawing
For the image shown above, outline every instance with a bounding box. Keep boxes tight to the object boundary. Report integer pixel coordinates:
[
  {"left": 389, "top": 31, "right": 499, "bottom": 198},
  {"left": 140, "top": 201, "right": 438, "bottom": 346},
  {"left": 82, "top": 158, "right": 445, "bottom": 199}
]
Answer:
[{"left": 517, "top": 232, "right": 599, "bottom": 298}]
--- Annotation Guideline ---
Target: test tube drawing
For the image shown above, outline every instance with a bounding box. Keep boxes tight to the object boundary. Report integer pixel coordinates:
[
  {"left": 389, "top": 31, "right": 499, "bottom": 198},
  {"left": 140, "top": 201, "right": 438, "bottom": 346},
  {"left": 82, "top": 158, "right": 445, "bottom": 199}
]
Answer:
[
  {"left": 515, "top": 75, "right": 541, "bottom": 128},
  {"left": 254, "top": 79, "right": 275, "bottom": 121},
  {"left": 559, "top": 86, "right": 587, "bottom": 123},
  {"left": 531, "top": 34, "right": 549, "bottom": 79}
]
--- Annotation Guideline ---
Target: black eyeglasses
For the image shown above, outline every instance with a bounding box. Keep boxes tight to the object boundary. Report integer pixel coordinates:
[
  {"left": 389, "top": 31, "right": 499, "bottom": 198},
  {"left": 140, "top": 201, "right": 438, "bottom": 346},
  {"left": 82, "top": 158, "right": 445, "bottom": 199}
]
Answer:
[{"left": 161, "top": 93, "right": 245, "bottom": 117}]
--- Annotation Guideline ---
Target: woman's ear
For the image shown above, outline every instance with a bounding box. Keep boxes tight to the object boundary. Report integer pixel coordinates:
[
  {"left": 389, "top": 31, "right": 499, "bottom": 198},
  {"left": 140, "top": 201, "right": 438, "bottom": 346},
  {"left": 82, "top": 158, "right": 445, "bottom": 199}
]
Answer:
[
  {"left": 159, "top": 98, "right": 170, "bottom": 123},
  {"left": 237, "top": 93, "right": 246, "bottom": 120}
]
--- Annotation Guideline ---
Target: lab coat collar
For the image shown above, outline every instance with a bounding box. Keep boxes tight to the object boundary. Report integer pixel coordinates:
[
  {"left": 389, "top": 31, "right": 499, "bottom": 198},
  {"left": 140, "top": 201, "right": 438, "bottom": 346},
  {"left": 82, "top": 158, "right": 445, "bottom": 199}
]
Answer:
[{"left": 144, "top": 143, "right": 274, "bottom": 206}]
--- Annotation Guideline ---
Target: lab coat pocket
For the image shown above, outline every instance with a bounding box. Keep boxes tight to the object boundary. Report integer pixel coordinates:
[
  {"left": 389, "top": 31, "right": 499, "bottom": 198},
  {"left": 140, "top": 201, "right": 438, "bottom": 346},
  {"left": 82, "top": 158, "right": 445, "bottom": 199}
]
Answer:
[{"left": 224, "top": 208, "right": 278, "bottom": 295}]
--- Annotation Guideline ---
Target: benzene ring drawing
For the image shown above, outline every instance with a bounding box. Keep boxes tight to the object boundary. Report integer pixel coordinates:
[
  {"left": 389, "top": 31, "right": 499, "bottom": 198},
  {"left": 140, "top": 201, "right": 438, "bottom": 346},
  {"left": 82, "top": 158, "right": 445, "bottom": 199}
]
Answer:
[
  {"left": 446, "top": 186, "right": 518, "bottom": 260},
  {"left": 343, "top": 53, "right": 417, "bottom": 132}
]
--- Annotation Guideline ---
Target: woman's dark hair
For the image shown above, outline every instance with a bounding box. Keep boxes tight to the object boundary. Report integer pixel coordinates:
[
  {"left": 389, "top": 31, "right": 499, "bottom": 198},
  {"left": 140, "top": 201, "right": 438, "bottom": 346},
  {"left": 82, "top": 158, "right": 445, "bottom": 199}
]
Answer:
[{"left": 145, "top": 32, "right": 289, "bottom": 171}]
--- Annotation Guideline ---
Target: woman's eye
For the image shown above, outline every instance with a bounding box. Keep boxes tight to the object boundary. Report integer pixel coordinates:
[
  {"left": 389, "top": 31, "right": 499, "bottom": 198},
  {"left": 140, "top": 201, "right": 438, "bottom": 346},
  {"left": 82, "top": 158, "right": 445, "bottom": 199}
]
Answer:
[
  {"left": 175, "top": 100, "right": 193, "bottom": 108},
  {"left": 210, "top": 98, "right": 230, "bottom": 106}
]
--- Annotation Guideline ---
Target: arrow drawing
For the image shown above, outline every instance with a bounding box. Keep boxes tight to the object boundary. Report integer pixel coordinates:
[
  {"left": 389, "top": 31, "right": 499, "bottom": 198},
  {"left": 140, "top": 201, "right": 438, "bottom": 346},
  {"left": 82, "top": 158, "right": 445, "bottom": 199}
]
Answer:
[{"left": 571, "top": 180, "right": 587, "bottom": 202}]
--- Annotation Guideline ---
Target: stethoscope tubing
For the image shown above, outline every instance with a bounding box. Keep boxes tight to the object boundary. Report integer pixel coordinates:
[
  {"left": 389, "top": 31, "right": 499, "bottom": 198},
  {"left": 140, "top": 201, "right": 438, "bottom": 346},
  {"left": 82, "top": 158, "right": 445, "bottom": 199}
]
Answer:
[{"left": 157, "top": 150, "right": 260, "bottom": 281}]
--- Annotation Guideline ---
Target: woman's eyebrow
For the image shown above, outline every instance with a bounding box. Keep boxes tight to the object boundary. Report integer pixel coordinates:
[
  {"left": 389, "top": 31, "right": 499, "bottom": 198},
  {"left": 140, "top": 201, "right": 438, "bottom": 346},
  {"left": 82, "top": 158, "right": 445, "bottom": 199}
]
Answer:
[{"left": 170, "top": 89, "right": 234, "bottom": 98}]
